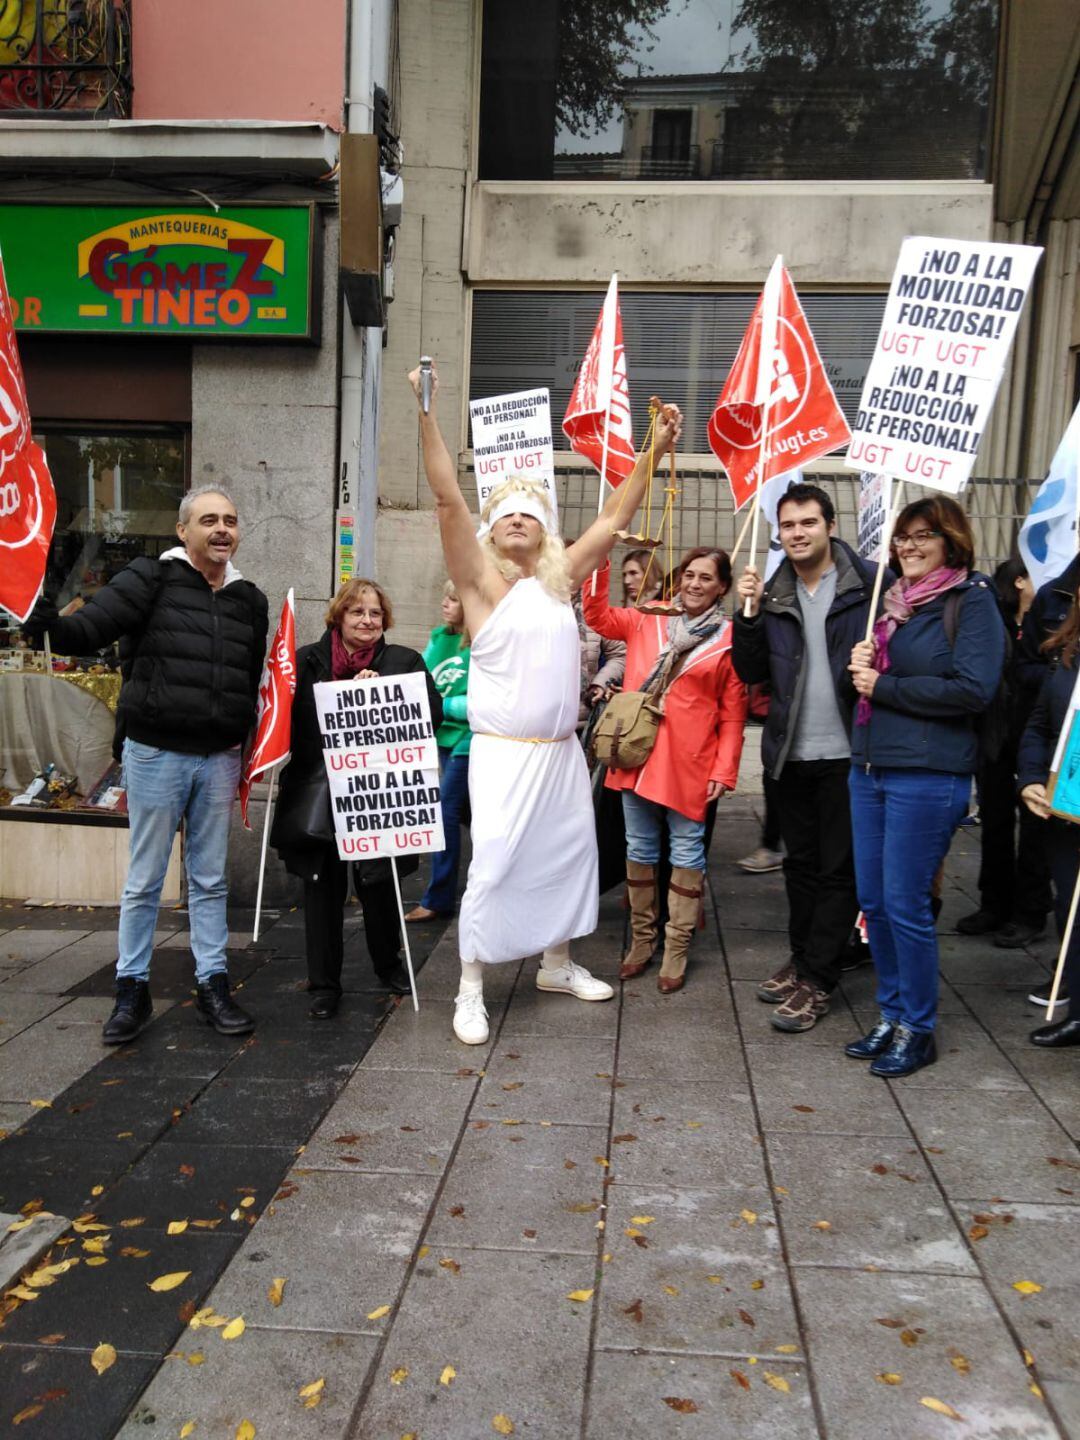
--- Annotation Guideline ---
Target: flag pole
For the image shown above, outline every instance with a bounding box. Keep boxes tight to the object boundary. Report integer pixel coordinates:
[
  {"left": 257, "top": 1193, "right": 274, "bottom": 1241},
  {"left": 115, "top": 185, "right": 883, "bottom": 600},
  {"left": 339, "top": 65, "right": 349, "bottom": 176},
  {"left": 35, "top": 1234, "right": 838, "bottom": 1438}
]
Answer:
[
  {"left": 591, "top": 405, "right": 613, "bottom": 597},
  {"left": 727, "top": 492, "right": 760, "bottom": 574},
  {"left": 862, "top": 478, "right": 903, "bottom": 644},
  {"left": 390, "top": 857, "right": 420, "bottom": 1012},
  {"left": 743, "top": 399, "right": 772, "bottom": 618},
  {"left": 252, "top": 765, "right": 277, "bottom": 944},
  {"left": 1045, "top": 865, "right": 1080, "bottom": 1020}
]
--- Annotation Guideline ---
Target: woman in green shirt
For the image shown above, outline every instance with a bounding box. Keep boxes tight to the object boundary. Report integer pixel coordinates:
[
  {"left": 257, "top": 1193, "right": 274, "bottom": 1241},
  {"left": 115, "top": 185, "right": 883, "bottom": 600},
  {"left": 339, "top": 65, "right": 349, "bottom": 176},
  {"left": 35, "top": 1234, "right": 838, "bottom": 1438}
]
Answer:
[{"left": 405, "top": 581, "right": 472, "bottom": 920}]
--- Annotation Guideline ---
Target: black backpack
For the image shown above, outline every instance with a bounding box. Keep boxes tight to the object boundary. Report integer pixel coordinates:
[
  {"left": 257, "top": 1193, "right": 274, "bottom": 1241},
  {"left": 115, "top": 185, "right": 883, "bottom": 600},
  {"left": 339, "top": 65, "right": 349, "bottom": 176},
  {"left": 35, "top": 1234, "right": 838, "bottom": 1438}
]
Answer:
[{"left": 942, "top": 585, "right": 1011, "bottom": 766}]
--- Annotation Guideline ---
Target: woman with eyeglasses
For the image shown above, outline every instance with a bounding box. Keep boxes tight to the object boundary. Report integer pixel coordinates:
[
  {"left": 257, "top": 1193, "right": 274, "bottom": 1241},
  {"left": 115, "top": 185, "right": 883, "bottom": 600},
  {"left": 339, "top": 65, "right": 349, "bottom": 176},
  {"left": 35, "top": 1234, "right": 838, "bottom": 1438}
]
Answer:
[{"left": 846, "top": 496, "right": 1006, "bottom": 1077}]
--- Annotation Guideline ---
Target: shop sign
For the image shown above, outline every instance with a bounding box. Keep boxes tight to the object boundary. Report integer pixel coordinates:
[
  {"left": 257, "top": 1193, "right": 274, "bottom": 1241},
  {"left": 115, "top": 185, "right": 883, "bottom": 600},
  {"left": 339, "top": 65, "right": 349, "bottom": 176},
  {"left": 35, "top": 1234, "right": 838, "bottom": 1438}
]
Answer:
[{"left": 0, "top": 204, "right": 318, "bottom": 341}]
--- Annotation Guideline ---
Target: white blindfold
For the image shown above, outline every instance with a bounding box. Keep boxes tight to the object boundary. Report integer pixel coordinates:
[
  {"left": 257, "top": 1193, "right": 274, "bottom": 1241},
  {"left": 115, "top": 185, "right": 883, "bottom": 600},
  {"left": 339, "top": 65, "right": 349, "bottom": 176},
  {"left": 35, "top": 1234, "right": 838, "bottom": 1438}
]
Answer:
[{"left": 477, "top": 490, "right": 558, "bottom": 539}]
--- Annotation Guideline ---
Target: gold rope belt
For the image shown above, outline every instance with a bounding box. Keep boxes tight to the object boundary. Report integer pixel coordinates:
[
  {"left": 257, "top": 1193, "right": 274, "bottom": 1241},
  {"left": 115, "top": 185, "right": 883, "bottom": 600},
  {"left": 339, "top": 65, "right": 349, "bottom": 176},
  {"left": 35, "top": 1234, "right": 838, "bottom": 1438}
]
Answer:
[{"left": 476, "top": 733, "right": 569, "bottom": 744}]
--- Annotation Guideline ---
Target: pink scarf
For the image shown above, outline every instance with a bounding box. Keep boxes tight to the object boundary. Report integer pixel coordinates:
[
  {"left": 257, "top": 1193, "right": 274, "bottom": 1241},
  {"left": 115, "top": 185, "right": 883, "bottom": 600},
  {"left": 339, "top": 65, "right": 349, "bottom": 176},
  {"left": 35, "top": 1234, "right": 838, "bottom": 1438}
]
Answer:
[
  {"left": 331, "top": 628, "right": 377, "bottom": 680},
  {"left": 855, "top": 566, "right": 967, "bottom": 726}
]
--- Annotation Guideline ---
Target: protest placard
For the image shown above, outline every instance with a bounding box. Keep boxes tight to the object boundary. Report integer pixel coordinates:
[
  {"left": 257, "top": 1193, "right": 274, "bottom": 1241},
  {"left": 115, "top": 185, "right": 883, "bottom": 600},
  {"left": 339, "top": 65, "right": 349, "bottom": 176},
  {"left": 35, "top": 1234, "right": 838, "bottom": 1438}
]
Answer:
[
  {"left": 857, "top": 470, "right": 889, "bottom": 561},
  {"left": 470, "top": 388, "right": 557, "bottom": 518},
  {"left": 313, "top": 671, "right": 443, "bottom": 864},
  {"left": 847, "top": 236, "right": 1041, "bottom": 494}
]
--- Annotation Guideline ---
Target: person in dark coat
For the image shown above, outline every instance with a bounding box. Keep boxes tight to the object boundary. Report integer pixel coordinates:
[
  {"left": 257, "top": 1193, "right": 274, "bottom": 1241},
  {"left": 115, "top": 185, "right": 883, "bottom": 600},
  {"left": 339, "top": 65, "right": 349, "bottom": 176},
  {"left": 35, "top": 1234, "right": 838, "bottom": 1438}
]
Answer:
[
  {"left": 734, "top": 482, "right": 889, "bottom": 1033},
  {"left": 23, "top": 486, "right": 268, "bottom": 1044},
  {"left": 1018, "top": 589, "right": 1080, "bottom": 1045},
  {"left": 847, "top": 495, "right": 1006, "bottom": 1078},
  {"left": 271, "top": 577, "right": 442, "bottom": 1018}
]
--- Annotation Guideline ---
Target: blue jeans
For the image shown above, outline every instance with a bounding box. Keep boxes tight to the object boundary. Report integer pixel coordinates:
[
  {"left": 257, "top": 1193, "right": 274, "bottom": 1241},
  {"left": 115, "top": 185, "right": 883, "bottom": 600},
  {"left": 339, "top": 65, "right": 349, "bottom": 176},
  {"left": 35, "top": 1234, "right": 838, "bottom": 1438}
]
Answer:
[
  {"left": 849, "top": 765, "right": 970, "bottom": 1034},
  {"left": 420, "top": 748, "right": 470, "bottom": 913},
  {"left": 622, "top": 790, "right": 706, "bottom": 871},
  {"left": 118, "top": 740, "right": 241, "bottom": 983}
]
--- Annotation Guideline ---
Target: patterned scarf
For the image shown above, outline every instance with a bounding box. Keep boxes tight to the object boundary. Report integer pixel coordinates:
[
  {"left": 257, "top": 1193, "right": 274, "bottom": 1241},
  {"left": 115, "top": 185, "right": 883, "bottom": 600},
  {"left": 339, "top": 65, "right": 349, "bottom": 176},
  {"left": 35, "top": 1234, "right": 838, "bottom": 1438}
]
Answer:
[
  {"left": 855, "top": 566, "right": 967, "bottom": 725},
  {"left": 640, "top": 602, "right": 725, "bottom": 701},
  {"left": 331, "top": 628, "right": 378, "bottom": 680}
]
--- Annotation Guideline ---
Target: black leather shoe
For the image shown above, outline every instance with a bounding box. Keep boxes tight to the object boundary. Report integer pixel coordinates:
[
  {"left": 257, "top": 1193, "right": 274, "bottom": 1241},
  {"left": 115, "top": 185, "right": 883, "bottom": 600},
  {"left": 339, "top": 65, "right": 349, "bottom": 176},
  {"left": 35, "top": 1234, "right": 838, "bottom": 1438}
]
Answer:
[
  {"left": 869, "top": 1025, "right": 937, "bottom": 1078},
  {"left": 376, "top": 964, "right": 412, "bottom": 996},
  {"left": 102, "top": 978, "right": 153, "bottom": 1045},
  {"left": 845, "top": 1018, "right": 895, "bottom": 1058},
  {"left": 956, "top": 908, "right": 1004, "bottom": 936},
  {"left": 195, "top": 973, "right": 254, "bottom": 1035},
  {"left": 1030, "top": 1016, "right": 1080, "bottom": 1048},
  {"left": 994, "top": 920, "right": 1047, "bottom": 949},
  {"left": 309, "top": 992, "right": 340, "bottom": 1019}
]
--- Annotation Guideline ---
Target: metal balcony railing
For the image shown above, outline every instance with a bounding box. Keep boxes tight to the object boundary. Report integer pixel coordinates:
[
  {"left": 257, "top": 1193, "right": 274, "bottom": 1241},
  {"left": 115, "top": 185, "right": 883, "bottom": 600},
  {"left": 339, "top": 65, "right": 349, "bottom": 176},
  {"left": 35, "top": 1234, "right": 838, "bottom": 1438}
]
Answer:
[
  {"left": 638, "top": 143, "right": 701, "bottom": 180},
  {"left": 0, "top": 0, "right": 131, "bottom": 118}
]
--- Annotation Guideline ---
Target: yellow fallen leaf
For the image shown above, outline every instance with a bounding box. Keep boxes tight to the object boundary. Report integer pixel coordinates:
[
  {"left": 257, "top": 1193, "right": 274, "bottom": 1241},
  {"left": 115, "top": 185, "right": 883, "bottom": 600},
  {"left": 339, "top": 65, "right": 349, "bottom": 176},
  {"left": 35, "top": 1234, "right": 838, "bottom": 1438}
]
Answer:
[
  {"left": 740, "top": 1209, "right": 758, "bottom": 1225},
  {"left": 298, "top": 1378, "right": 325, "bottom": 1399},
  {"left": 236, "top": 1423, "right": 256, "bottom": 1440},
  {"left": 119, "top": 1217, "right": 146, "bottom": 1228},
  {"left": 240, "top": 1196, "right": 255, "bottom": 1208},
  {"left": 813, "top": 1220, "right": 832, "bottom": 1232},
  {"left": 440, "top": 1365, "right": 457, "bottom": 1386},
  {"left": 167, "top": 1220, "right": 189, "bottom": 1236},
  {"left": 187, "top": 1353, "right": 205, "bottom": 1366},
  {"left": 268, "top": 1277, "right": 286, "bottom": 1307},
  {"left": 706, "top": 1275, "right": 724, "bottom": 1284},
  {"left": 86, "top": 1257, "right": 109, "bottom": 1267},
  {"left": 390, "top": 1366, "right": 409, "bottom": 1385},
  {"left": 417, "top": 1245, "right": 430, "bottom": 1259},
  {"left": 72, "top": 1220, "right": 110, "bottom": 1234},
  {"left": 91, "top": 1186, "right": 104, "bottom": 1196},
  {"left": 603, "top": 1252, "right": 612, "bottom": 1262},
  {"left": 630, "top": 1216, "right": 656, "bottom": 1226},
  {"left": 1023, "top": 1349, "right": 1035, "bottom": 1368},
  {"left": 663, "top": 1286, "right": 679, "bottom": 1296},
  {"left": 30, "top": 1099, "right": 52, "bottom": 1108},
  {"left": 493, "top": 1417, "right": 515, "bottom": 1436},
  {"left": 763, "top": 1371, "right": 791, "bottom": 1393},
  {"left": 686, "top": 1120, "right": 703, "bottom": 1129},
  {"left": 1013, "top": 1280, "right": 1043, "bottom": 1295},
  {"left": 750, "top": 1279, "right": 765, "bottom": 1291},
  {"left": 221, "top": 1316, "right": 245, "bottom": 1340},
  {"left": 920, "top": 1397, "right": 964, "bottom": 1421},
  {"left": 148, "top": 1271, "right": 191, "bottom": 1292},
  {"left": 567, "top": 1289, "right": 594, "bottom": 1303},
  {"left": 625, "top": 1227, "right": 643, "bottom": 1239},
  {"left": 1031, "top": 1383, "right": 1044, "bottom": 1399},
  {"left": 367, "top": 1304, "right": 391, "bottom": 1320},
  {"left": 180, "top": 1425, "right": 196, "bottom": 1438},
  {"left": 7, "top": 1285, "right": 39, "bottom": 1301},
  {"left": 12, "top": 1404, "right": 45, "bottom": 1425},
  {"left": 91, "top": 1342, "right": 117, "bottom": 1375},
  {"left": 950, "top": 1354, "right": 971, "bottom": 1375},
  {"left": 876, "top": 1373, "right": 902, "bottom": 1385},
  {"left": 775, "top": 1345, "right": 799, "bottom": 1354}
]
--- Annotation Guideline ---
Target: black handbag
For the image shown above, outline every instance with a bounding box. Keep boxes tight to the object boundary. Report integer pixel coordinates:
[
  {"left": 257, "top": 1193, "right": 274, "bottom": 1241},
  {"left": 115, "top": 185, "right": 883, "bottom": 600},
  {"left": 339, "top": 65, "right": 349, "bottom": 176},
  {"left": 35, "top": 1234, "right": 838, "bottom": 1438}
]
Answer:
[{"left": 270, "top": 772, "right": 334, "bottom": 851}]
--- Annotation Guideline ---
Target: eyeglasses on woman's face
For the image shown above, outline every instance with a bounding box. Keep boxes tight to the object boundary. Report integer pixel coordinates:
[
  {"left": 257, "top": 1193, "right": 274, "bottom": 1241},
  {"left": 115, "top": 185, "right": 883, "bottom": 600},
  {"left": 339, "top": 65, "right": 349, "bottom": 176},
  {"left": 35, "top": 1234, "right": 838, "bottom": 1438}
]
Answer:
[{"left": 893, "top": 528, "right": 942, "bottom": 550}]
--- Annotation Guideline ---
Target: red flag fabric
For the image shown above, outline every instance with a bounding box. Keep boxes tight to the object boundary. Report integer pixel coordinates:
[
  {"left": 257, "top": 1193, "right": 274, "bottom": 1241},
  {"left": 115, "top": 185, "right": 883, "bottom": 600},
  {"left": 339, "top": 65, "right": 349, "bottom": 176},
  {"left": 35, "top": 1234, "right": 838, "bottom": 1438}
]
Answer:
[
  {"left": 708, "top": 264, "right": 851, "bottom": 510},
  {"left": 0, "top": 249, "right": 57, "bottom": 622},
  {"left": 562, "top": 276, "right": 636, "bottom": 488},
  {"left": 240, "top": 588, "right": 297, "bottom": 829}
]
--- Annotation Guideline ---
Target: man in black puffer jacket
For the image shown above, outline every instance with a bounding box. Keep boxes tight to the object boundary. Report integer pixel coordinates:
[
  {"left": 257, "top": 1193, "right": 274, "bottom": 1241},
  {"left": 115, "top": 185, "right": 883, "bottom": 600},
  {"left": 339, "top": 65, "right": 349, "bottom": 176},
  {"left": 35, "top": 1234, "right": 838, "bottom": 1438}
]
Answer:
[
  {"left": 25, "top": 486, "right": 268, "bottom": 1044},
  {"left": 733, "top": 482, "right": 890, "bottom": 1034}
]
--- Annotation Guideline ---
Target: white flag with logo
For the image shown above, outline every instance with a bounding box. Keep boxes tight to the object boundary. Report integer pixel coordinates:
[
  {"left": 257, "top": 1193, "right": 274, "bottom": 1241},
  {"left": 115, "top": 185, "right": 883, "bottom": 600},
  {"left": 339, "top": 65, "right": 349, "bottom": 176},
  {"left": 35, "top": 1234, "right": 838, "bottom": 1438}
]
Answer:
[{"left": 1019, "top": 399, "right": 1080, "bottom": 593}]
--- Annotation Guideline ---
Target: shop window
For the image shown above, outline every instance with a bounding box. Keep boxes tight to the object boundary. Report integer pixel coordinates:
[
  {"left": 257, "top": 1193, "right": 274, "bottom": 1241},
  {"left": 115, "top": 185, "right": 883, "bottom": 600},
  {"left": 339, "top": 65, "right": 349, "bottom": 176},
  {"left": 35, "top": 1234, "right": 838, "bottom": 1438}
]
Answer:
[
  {"left": 478, "top": 0, "right": 999, "bottom": 183},
  {"left": 469, "top": 289, "right": 885, "bottom": 454}
]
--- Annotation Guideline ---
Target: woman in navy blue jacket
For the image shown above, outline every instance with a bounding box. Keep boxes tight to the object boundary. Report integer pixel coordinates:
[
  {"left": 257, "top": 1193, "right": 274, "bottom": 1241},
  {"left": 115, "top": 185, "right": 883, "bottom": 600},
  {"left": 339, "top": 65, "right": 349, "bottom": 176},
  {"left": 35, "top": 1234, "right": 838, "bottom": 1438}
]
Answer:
[
  {"left": 1017, "top": 598, "right": 1080, "bottom": 1047},
  {"left": 846, "top": 496, "right": 1006, "bottom": 1077}
]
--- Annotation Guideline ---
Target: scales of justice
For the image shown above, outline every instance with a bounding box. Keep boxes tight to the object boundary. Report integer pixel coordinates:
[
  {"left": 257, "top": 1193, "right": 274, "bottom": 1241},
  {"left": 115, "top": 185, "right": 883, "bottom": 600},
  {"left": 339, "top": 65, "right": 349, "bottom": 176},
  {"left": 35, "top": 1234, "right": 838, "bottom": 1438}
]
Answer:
[{"left": 607, "top": 396, "right": 683, "bottom": 616}]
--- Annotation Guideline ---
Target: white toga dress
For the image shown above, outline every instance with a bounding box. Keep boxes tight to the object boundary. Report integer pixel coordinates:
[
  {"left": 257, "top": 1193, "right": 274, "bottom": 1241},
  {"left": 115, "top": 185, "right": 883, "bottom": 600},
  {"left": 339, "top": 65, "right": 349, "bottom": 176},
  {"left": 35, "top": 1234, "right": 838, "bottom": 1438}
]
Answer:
[{"left": 459, "top": 577, "right": 599, "bottom": 964}]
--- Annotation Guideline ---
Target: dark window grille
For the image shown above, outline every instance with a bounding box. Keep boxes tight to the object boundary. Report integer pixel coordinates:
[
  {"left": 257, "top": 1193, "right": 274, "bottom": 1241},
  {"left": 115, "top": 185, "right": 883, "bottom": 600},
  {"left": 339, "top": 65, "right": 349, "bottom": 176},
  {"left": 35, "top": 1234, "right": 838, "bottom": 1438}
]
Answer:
[{"left": 0, "top": 0, "right": 132, "bottom": 118}]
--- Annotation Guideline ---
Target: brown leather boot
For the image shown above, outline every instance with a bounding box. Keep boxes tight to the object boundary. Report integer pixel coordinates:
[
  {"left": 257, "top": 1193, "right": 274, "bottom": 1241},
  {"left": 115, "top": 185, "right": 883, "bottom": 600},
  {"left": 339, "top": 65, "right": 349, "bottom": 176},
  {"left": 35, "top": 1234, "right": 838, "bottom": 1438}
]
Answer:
[
  {"left": 658, "top": 867, "right": 704, "bottom": 993},
  {"left": 620, "top": 861, "right": 658, "bottom": 980}
]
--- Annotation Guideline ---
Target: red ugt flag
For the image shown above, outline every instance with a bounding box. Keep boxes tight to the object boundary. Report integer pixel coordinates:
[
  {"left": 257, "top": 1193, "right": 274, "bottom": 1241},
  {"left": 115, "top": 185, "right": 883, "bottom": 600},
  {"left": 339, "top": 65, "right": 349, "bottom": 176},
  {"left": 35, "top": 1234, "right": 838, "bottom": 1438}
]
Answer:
[
  {"left": 0, "top": 247, "right": 57, "bottom": 623},
  {"left": 562, "top": 274, "right": 636, "bottom": 487},
  {"left": 240, "top": 588, "right": 297, "bottom": 829},
  {"left": 708, "top": 258, "right": 850, "bottom": 511}
]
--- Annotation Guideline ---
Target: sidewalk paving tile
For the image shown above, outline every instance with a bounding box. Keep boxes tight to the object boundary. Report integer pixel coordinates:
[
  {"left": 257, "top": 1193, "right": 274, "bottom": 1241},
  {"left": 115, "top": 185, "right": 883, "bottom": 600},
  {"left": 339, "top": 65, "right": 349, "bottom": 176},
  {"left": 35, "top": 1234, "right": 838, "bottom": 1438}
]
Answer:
[
  {"left": 768, "top": 1134, "right": 976, "bottom": 1274},
  {"left": 894, "top": 1088, "right": 1080, "bottom": 1205},
  {"left": 205, "top": 1169, "right": 437, "bottom": 1335},
  {"left": 0, "top": 1132, "right": 135, "bottom": 1215},
  {"left": 302, "top": 1068, "right": 477, "bottom": 1176},
  {"left": 1044, "top": 1382, "right": 1080, "bottom": 1436},
  {"left": 117, "top": 1329, "right": 378, "bottom": 1440},
  {"left": 501, "top": 985, "right": 621, "bottom": 1038},
  {"left": 585, "top": 1351, "right": 816, "bottom": 1439},
  {"left": 23, "top": 1069, "right": 211, "bottom": 1145},
  {"left": 360, "top": 995, "right": 509, "bottom": 1073},
  {"left": 620, "top": 973, "right": 736, "bottom": 1021},
  {"left": 425, "top": 1119, "right": 608, "bottom": 1254},
  {"left": 0, "top": 1016, "right": 118, "bottom": 1103},
  {"left": 356, "top": 1249, "right": 592, "bottom": 1440},
  {"left": 0, "top": 945, "right": 116, "bottom": 995},
  {"left": 608, "top": 1080, "right": 763, "bottom": 1190},
  {"left": 732, "top": 980, "right": 863, "bottom": 1046},
  {"left": 0, "top": 928, "right": 89, "bottom": 964},
  {"left": 472, "top": 1034, "right": 616, "bottom": 1126},
  {"left": 164, "top": 1074, "right": 341, "bottom": 1148},
  {"left": 616, "top": 1023, "right": 744, "bottom": 1083},
  {"left": 793, "top": 1267, "right": 1057, "bottom": 1440},
  {"left": 721, "top": 930, "right": 793, "bottom": 981},
  {"left": 0, "top": 1101, "right": 35, "bottom": 1137},
  {"left": 5, "top": 1344, "right": 160, "bottom": 1440},
  {"left": 92, "top": 1141, "right": 297, "bottom": 1234},
  {"left": 745, "top": 1042, "right": 909, "bottom": 1137},
  {"left": 847, "top": 1015, "right": 1032, "bottom": 1093},
  {"left": 0, "top": 991, "right": 67, "bottom": 1041},
  {"left": 952, "top": 1201, "right": 1080, "bottom": 1384},
  {"left": 993, "top": 1049, "right": 1080, "bottom": 1141},
  {"left": 598, "top": 1183, "right": 797, "bottom": 1356}
]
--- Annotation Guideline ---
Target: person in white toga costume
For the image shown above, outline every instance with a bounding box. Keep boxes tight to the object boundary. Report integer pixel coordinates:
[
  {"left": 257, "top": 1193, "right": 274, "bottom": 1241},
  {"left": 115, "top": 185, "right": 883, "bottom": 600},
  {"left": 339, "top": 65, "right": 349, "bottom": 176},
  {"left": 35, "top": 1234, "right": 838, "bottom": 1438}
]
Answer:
[{"left": 408, "top": 362, "right": 683, "bottom": 1044}]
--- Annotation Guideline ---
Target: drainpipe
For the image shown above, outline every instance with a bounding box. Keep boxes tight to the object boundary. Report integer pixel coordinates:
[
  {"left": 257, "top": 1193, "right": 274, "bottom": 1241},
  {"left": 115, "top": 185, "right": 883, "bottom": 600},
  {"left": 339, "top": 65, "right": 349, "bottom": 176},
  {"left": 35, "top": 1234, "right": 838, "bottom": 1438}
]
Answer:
[{"left": 337, "top": 0, "right": 380, "bottom": 583}]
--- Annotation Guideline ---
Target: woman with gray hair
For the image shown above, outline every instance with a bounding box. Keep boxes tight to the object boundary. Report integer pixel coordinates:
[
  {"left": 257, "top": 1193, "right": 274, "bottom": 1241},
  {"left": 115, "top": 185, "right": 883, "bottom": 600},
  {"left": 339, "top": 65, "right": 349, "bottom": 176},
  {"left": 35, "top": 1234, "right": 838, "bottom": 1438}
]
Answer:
[{"left": 409, "top": 361, "right": 683, "bottom": 1045}]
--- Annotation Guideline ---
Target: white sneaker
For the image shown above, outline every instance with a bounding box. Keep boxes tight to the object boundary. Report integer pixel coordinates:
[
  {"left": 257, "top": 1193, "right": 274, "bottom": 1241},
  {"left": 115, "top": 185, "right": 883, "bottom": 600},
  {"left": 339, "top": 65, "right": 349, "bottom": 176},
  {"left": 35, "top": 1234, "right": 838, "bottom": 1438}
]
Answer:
[
  {"left": 536, "top": 960, "right": 614, "bottom": 1002},
  {"left": 453, "top": 990, "right": 489, "bottom": 1045}
]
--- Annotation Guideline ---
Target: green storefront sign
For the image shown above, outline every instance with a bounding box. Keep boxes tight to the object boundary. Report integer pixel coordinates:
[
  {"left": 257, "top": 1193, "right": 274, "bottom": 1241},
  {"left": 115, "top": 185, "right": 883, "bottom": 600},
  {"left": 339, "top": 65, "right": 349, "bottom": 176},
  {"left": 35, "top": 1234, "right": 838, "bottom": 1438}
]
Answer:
[{"left": 0, "top": 204, "right": 318, "bottom": 341}]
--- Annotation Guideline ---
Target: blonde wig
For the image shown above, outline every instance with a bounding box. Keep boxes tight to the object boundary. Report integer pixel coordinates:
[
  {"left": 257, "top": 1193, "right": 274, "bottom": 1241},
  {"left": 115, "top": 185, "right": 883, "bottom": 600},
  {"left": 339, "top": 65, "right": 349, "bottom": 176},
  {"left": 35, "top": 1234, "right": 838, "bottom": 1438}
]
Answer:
[
  {"left": 479, "top": 476, "right": 571, "bottom": 604},
  {"left": 442, "top": 578, "right": 471, "bottom": 648}
]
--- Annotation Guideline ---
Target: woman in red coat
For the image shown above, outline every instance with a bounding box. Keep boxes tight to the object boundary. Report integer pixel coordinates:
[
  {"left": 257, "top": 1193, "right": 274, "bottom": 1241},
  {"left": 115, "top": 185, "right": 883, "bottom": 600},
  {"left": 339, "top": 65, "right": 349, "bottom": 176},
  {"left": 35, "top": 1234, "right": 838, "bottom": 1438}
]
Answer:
[{"left": 583, "top": 547, "right": 748, "bottom": 991}]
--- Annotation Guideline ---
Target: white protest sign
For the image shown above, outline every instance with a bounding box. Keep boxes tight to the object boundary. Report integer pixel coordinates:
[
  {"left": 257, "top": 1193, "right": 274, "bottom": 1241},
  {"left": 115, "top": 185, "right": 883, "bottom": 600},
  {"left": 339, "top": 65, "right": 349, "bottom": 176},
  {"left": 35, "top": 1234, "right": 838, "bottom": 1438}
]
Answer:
[
  {"left": 847, "top": 236, "right": 1042, "bottom": 493},
  {"left": 857, "top": 470, "right": 889, "bottom": 560},
  {"left": 314, "top": 671, "right": 443, "bottom": 864},
  {"left": 469, "top": 388, "right": 557, "bottom": 519}
]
